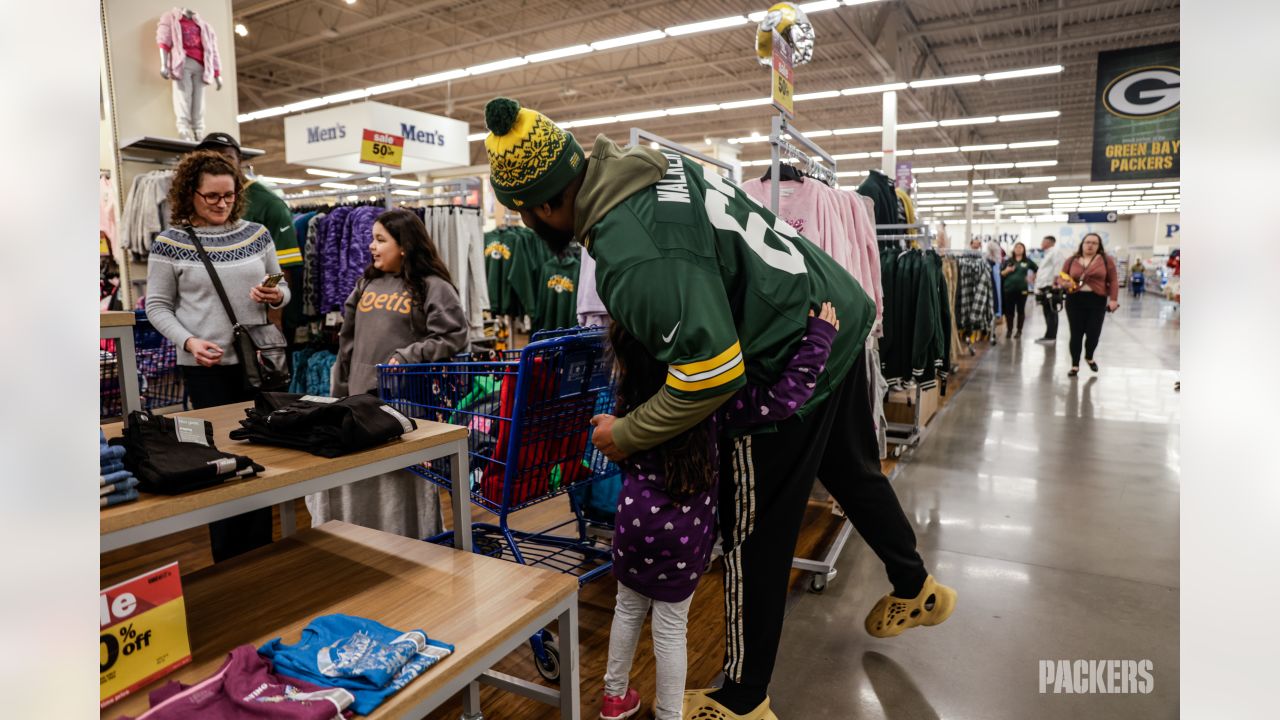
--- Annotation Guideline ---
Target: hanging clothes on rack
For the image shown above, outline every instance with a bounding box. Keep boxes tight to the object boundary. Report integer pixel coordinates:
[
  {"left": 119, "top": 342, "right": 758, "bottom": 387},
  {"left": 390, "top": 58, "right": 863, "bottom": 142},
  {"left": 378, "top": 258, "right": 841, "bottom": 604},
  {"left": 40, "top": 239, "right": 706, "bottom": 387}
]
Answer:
[
  {"left": 878, "top": 245, "right": 951, "bottom": 390},
  {"left": 858, "top": 170, "right": 907, "bottom": 234},
  {"left": 483, "top": 227, "right": 518, "bottom": 315},
  {"left": 955, "top": 253, "right": 996, "bottom": 337},
  {"left": 741, "top": 176, "right": 885, "bottom": 332},
  {"left": 533, "top": 245, "right": 581, "bottom": 332},
  {"left": 576, "top": 249, "right": 610, "bottom": 328},
  {"left": 120, "top": 170, "right": 175, "bottom": 261}
]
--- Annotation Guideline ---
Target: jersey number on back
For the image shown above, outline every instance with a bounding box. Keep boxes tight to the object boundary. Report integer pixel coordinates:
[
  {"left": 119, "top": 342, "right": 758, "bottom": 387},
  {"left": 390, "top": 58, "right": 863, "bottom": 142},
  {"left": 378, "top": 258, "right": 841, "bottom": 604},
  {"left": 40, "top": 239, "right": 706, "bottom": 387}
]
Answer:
[{"left": 701, "top": 165, "right": 808, "bottom": 276}]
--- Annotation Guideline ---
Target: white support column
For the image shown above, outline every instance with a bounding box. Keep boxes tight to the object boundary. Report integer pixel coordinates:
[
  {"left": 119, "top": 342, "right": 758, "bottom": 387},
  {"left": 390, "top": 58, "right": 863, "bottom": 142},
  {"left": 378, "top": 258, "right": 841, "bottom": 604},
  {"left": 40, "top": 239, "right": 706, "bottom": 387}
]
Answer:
[
  {"left": 964, "top": 169, "right": 976, "bottom": 245},
  {"left": 880, "top": 91, "right": 897, "bottom": 177}
]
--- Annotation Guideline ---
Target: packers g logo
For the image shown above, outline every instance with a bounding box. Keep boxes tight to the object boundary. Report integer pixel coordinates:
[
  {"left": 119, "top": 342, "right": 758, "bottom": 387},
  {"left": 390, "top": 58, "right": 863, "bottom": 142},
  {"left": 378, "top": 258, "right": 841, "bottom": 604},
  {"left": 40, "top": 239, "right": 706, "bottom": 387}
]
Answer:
[{"left": 1103, "top": 66, "right": 1180, "bottom": 119}]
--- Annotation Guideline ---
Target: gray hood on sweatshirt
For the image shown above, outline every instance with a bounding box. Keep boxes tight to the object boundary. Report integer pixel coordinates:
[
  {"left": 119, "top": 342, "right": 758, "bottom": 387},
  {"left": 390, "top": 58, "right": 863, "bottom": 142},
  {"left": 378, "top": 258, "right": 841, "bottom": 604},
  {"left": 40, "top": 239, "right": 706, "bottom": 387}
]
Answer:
[{"left": 573, "top": 135, "right": 668, "bottom": 245}]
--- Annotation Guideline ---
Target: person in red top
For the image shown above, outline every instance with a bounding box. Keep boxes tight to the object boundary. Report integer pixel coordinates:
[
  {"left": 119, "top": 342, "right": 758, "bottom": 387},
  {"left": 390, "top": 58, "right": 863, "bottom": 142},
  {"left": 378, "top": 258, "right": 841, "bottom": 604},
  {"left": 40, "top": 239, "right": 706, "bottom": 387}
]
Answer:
[{"left": 1056, "top": 232, "right": 1119, "bottom": 376}]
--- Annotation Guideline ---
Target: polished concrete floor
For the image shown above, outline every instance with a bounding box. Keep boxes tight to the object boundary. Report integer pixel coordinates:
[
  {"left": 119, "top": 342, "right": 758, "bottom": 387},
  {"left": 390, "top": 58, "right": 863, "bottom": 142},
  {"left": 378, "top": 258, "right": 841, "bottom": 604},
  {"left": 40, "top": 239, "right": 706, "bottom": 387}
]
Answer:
[{"left": 772, "top": 295, "right": 1181, "bottom": 719}]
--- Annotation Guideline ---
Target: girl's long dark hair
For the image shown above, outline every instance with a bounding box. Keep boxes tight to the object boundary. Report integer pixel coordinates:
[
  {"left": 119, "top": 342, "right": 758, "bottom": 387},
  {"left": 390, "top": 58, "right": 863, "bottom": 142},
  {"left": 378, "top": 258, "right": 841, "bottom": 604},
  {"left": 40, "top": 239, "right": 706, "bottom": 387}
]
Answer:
[
  {"left": 364, "top": 208, "right": 454, "bottom": 312},
  {"left": 1074, "top": 232, "right": 1107, "bottom": 259},
  {"left": 608, "top": 322, "right": 714, "bottom": 500},
  {"left": 1011, "top": 242, "right": 1027, "bottom": 261}
]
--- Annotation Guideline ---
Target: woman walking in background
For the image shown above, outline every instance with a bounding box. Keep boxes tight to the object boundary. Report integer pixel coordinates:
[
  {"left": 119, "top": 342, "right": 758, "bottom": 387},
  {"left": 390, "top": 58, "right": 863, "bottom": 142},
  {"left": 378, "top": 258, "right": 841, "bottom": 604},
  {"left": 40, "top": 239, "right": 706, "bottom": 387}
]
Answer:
[
  {"left": 1000, "top": 242, "right": 1038, "bottom": 340},
  {"left": 1057, "top": 232, "right": 1119, "bottom": 377},
  {"left": 308, "top": 208, "right": 468, "bottom": 539}
]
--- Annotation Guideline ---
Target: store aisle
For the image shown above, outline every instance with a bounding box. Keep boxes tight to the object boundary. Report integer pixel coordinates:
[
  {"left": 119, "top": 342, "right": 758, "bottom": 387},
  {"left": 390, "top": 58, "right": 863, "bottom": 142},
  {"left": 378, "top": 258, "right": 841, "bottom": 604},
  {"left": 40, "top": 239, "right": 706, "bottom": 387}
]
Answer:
[{"left": 772, "top": 296, "right": 1180, "bottom": 719}]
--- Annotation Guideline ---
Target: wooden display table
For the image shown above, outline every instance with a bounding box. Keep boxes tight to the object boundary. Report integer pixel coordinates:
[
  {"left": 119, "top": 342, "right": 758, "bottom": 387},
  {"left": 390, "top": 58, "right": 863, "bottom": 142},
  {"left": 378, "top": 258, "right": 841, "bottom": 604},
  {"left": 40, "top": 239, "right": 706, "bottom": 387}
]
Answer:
[
  {"left": 100, "top": 312, "right": 140, "bottom": 422},
  {"left": 101, "top": 522, "right": 581, "bottom": 719},
  {"left": 101, "top": 402, "right": 472, "bottom": 553}
]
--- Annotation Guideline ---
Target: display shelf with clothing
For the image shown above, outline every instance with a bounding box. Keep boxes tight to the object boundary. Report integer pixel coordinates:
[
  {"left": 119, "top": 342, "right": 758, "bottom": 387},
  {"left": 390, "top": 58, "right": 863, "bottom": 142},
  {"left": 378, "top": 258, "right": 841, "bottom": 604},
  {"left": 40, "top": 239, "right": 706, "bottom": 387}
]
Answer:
[
  {"left": 98, "top": 401, "right": 470, "bottom": 554},
  {"left": 101, "top": 521, "right": 582, "bottom": 720}
]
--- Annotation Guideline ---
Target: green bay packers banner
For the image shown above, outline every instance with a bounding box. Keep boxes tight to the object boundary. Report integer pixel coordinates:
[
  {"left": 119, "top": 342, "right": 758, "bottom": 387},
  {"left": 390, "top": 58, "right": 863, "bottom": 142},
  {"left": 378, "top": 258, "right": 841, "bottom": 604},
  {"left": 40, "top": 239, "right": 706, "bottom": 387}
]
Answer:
[{"left": 1091, "top": 42, "right": 1180, "bottom": 182}]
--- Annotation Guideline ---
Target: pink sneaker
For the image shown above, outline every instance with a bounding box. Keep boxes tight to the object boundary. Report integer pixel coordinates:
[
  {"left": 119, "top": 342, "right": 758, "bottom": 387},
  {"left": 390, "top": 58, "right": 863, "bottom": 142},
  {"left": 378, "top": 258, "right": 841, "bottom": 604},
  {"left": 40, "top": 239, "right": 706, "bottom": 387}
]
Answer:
[{"left": 600, "top": 687, "right": 641, "bottom": 720}]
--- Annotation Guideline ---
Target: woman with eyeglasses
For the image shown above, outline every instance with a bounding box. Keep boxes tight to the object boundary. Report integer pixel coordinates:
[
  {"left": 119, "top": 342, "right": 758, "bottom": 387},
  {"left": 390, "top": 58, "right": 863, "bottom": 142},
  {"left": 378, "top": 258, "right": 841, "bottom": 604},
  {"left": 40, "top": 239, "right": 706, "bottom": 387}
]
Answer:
[
  {"left": 1056, "top": 232, "right": 1119, "bottom": 377},
  {"left": 145, "top": 149, "right": 290, "bottom": 562}
]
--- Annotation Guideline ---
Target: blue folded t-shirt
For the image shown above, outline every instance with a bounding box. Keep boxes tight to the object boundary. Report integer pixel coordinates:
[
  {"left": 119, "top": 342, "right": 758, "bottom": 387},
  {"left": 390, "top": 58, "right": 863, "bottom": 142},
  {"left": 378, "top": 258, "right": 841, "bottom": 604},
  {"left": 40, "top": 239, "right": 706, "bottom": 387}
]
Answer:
[{"left": 258, "top": 614, "right": 453, "bottom": 715}]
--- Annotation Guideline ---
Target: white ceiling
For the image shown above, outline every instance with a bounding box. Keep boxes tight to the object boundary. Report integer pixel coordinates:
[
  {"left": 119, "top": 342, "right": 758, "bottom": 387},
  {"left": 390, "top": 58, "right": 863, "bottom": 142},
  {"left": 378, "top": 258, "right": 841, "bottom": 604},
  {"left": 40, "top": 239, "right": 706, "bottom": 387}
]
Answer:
[{"left": 231, "top": 0, "right": 1180, "bottom": 216}]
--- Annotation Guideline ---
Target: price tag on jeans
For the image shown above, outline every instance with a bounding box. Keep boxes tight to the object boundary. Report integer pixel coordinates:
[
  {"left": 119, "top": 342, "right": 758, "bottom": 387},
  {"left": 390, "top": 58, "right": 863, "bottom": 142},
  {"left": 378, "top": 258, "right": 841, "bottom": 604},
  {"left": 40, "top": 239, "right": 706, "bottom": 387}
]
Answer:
[{"left": 360, "top": 129, "right": 404, "bottom": 169}]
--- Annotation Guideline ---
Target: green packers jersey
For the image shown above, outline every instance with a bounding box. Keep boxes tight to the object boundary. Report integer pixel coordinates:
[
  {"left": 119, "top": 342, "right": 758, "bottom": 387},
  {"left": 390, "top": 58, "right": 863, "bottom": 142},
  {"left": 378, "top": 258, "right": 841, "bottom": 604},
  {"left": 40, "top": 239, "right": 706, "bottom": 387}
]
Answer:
[{"left": 590, "top": 152, "right": 875, "bottom": 415}]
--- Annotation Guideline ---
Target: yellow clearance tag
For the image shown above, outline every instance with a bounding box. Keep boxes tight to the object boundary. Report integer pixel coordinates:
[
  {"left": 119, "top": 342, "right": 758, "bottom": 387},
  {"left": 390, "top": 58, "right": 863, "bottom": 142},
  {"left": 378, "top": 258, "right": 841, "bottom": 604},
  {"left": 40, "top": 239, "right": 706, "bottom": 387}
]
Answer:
[
  {"left": 361, "top": 129, "right": 405, "bottom": 169},
  {"left": 100, "top": 562, "right": 192, "bottom": 708}
]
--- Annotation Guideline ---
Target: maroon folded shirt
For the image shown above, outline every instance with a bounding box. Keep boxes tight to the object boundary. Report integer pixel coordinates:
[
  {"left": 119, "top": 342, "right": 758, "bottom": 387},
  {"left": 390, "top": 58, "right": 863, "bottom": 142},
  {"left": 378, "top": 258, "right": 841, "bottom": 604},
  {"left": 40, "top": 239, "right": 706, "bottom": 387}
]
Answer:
[{"left": 115, "top": 644, "right": 354, "bottom": 720}]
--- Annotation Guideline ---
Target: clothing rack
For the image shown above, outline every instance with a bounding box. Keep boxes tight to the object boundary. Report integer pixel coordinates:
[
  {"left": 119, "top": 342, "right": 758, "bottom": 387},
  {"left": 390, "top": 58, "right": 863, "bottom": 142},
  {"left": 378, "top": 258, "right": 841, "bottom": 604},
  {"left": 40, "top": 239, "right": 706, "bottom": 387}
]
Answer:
[
  {"left": 768, "top": 115, "right": 838, "bottom": 213},
  {"left": 878, "top": 223, "right": 937, "bottom": 452},
  {"left": 628, "top": 127, "right": 739, "bottom": 181},
  {"left": 283, "top": 176, "right": 478, "bottom": 208}
]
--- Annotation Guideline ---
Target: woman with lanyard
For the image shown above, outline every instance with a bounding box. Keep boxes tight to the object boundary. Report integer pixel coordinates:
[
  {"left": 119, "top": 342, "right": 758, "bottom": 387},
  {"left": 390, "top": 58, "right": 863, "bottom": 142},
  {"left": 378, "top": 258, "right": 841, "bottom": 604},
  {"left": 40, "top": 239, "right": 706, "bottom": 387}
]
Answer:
[
  {"left": 999, "top": 242, "right": 1038, "bottom": 340},
  {"left": 1056, "top": 232, "right": 1119, "bottom": 377}
]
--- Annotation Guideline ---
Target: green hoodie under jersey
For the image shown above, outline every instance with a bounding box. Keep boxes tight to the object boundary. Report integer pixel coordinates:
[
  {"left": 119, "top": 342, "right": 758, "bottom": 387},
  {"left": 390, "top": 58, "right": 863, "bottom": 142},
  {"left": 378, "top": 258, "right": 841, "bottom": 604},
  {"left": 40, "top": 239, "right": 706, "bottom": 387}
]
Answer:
[{"left": 575, "top": 136, "right": 874, "bottom": 454}]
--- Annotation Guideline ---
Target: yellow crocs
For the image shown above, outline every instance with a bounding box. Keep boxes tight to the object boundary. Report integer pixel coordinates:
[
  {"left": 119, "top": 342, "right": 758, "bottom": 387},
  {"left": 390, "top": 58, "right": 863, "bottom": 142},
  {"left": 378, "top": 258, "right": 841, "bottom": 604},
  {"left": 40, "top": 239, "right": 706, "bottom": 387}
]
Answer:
[
  {"left": 682, "top": 689, "right": 778, "bottom": 720},
  {"left": 865, "top": 574, "right": 957, "bottom": 638}
]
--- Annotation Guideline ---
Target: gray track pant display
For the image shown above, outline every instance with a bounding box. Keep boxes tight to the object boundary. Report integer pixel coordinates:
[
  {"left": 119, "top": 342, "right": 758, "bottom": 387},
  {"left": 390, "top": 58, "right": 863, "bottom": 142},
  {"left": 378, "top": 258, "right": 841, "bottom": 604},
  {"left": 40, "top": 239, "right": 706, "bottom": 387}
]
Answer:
[{"left": 171, "top": 56, "right": 205, "bottom": 140}]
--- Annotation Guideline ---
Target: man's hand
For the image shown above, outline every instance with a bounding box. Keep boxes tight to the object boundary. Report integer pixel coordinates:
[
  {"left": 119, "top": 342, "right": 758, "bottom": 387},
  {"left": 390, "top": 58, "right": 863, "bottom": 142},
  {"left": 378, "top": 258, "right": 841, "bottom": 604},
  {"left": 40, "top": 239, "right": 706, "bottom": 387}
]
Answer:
[{"left": 591, "top": 414, "right": 626, "bottom": 462}]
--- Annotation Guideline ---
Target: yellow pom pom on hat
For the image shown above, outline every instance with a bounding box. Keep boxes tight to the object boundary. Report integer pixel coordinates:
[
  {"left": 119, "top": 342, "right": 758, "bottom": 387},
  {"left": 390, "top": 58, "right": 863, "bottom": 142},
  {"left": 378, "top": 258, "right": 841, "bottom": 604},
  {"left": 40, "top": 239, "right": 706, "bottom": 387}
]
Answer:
[{"left": 483, "top": 97, "right": 584, "bottom": 210}]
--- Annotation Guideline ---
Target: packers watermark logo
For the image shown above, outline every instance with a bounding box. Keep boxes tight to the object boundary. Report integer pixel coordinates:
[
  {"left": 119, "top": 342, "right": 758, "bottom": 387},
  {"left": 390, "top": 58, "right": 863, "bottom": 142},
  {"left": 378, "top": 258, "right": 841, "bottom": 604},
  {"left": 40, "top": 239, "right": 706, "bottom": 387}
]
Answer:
[
  {"left": 546, "top": 275, "right": 575, "bottom": 293},
  {"left": 1103, "top": 66, "right": 1180, "bottom": 119},
  {"left": 1039, "top": 659, "right": 1154, "bottom": 694}
]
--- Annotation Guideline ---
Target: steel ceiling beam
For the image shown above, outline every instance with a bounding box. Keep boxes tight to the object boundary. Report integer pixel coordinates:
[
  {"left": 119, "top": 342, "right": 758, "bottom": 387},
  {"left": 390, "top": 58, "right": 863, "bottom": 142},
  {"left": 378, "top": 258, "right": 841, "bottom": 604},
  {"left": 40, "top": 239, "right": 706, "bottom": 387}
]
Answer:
[{"left": 906, "top": 0, "right": 1141, "bottom": 38}]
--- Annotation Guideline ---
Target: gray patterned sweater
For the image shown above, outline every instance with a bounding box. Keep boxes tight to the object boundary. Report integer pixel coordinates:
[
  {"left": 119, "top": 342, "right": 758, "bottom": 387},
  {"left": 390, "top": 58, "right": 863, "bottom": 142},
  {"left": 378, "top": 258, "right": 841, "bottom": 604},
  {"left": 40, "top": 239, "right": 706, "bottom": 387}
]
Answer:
[{"left": 145, "top": 220, "right": 290, "bottom": 366}]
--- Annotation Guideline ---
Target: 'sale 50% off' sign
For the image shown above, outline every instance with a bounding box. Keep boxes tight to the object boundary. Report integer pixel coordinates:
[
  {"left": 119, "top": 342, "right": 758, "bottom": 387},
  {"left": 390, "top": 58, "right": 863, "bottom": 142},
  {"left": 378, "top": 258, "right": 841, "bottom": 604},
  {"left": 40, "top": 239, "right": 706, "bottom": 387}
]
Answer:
[{"left": 361, "top": 129, "right": 405, "bottom": 169}]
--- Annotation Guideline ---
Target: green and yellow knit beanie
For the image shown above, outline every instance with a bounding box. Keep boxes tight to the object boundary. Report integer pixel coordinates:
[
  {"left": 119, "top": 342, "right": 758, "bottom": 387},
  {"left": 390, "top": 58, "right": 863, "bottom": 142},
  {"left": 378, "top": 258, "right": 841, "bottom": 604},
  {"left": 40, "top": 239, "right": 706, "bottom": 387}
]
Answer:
[{"left": 484, "top": 97, "right": 584, "bottom": 210}]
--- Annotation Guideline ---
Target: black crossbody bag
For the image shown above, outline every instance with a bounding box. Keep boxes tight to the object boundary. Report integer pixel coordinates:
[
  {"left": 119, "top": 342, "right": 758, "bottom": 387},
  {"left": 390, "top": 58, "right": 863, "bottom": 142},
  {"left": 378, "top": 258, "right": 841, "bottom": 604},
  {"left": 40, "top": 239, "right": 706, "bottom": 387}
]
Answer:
[{"left": 186, "top": 226, "right": 291, "bottom": 391}]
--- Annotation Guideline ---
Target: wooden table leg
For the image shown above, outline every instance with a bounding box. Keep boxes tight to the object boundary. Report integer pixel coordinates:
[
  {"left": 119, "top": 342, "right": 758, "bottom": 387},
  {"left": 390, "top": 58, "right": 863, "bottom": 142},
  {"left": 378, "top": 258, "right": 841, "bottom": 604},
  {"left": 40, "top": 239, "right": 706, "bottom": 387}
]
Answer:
[{"left": 558, "top": 599, "right": 581, "bottom": 720}]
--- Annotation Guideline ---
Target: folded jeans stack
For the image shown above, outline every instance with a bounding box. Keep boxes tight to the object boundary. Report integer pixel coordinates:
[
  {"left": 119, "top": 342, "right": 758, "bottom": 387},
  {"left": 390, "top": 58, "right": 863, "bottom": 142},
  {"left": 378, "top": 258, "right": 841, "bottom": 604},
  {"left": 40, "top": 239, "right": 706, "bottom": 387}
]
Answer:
[
  {"left": 258, "top": 614, "right": 453, "bottom": 715},
  {"left": 229, "top": 392, "right": 417, "bottom": 458},
  {"left": 109, "top": 412, "right": 263, "bottom": 495},
  {"left": 100, "top": 430, "right": 140, "bottom": 508}
]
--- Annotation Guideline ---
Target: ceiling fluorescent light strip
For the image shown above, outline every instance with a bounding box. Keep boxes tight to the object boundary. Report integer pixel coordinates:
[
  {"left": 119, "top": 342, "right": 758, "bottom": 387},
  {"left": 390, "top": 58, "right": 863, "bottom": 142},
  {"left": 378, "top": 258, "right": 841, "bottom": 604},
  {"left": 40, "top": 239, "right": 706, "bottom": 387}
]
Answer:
[
  {"left": 940, "top": 116, "right": 997, "bottom": 127},
  {"left": 910, "top": 75, "right": 982, "bottom": 88},
  {"left": 665, "top": 16, "right": 749, "bottom": 36},
  {"left": 842, "top": 82, "right": 908, "bottom": 96},
  {"left": 983, "top": 65, "right": 1064, "bottom": 81},
  {"left": 240, "top": 44, "right": 1062, "bottom": 124},
  {"left": 999, "top": 111, "right": 1061, "bottom": 122},
  {"left": 590, "top": 30, "right": 668, "bottom": 50},
  {"left": 466, "top": 57, "right": 528, "bottom": 75},
  {"left": 525, "top": 45, "right": 593, "bottom": 63}
]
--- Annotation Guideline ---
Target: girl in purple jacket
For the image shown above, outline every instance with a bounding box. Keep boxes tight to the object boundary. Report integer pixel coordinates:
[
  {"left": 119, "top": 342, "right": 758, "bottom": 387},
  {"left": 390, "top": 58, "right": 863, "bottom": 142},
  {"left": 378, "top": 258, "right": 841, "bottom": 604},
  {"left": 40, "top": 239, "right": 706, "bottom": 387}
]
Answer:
[{"left": 599, "top": 303, "right": 840, "bottom": 720}]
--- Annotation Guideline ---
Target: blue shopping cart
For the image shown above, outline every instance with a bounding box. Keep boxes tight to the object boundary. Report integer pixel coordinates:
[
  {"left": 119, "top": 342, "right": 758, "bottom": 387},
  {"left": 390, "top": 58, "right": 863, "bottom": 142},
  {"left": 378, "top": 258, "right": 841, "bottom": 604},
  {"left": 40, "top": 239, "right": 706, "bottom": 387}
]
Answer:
[
  {"left": 100, "top": 311, "right": 188, "bottom": 419},
  {"left": 378, "top": 326, "right": 619, "bottom": 681}
]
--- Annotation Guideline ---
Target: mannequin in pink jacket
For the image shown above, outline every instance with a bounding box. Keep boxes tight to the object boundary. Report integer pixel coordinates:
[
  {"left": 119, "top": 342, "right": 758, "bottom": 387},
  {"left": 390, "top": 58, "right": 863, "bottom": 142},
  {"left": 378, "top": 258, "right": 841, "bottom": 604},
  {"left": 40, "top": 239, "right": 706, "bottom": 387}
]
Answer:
[{"left": 156, "top": 7, "right": 222, "bottom": 141}]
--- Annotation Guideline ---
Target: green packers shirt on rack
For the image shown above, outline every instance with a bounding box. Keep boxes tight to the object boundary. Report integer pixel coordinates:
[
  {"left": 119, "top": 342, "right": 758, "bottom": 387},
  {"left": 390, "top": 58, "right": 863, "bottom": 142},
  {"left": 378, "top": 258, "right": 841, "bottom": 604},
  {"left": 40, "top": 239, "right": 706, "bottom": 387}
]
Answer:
[{"left": 589, "top": 148, "right": 875, "bottom": 416}]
